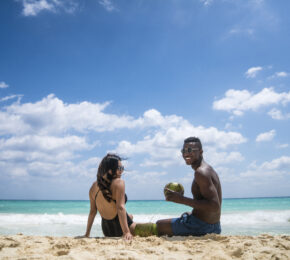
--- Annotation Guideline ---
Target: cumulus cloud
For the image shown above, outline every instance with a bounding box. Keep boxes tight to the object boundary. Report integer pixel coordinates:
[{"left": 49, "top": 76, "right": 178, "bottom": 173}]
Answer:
[
  {"left": 115, "top": 114, "right": 246, "bottom": 167},
  {"left": 20, "top": 0, "right": 78, "bottom": 16},
  {"left": 213, "top": 87, "right": 290, "bottom": 116},
  {"left": 268, "top": 71, "right": 289, "bottom": 80},
  {"left": 206, "top": 148, "right": 244, "bottom": 166},
  {"left": 245, "top": 66, "right": 263, "bottom": 78},
  {"left": 268, "top": 108, "right": 290, "bottom": 120},
  {"left": 275, "top": 71, "right": 289, "bottom": 78},
  {"left": 21, "top": 0, "right": 55, "bottom": 16},
  {"left": 0, "top": 82, "right": 9, "bottom": 89},
  {"left": 0, "top": 95, "right": 203, "bottom": 136},
  {"left": 0, "top": 94, "right": 138, "bottom": 135},
  {"left": 256, "top": 129, "right": 276, "bottom": 142},
  {"left": 0, "top": 134, "right": 96, "bottom": 178},
  {"left": 241, "top": 156, "right": 290, "bottom": 177},
  {"left": 0, "top": 94, "right": 247, "bottom": 179}
]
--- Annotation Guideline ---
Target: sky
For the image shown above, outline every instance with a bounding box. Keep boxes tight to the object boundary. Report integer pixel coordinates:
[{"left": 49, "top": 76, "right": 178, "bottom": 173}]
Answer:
[{"left": 0, "top": 0, "right": 289, "bottom": 200}]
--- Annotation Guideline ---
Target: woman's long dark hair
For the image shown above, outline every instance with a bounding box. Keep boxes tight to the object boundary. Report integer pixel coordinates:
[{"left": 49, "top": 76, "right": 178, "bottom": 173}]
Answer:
[{"left": 97, "top": 153, "right": 121, "bottom": 202}]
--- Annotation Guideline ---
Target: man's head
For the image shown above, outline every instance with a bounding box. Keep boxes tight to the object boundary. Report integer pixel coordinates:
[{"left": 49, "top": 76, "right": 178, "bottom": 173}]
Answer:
[{"left": 181, "top": 137, "right": 203, "bottom": 168}]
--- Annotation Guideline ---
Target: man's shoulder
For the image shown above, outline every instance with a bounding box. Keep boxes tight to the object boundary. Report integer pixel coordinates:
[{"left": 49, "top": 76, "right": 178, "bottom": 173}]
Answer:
[
  {"left": 195, "top": 162, "right": 214, "bottom": 178},
  {"left": 196, "top": 161, "right": 210, "bottom": 172}
]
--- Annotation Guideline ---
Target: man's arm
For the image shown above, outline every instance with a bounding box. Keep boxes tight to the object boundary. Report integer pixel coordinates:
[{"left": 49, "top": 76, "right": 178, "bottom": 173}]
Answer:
[{"left": 165, "top": 170, "right": 220, "bottom": 212}]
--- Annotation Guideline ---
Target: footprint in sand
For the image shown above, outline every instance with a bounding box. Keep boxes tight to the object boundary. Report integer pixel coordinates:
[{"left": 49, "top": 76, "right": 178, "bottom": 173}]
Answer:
[{"left": 56, "top": 250, "right": 69, "bottom": 256}]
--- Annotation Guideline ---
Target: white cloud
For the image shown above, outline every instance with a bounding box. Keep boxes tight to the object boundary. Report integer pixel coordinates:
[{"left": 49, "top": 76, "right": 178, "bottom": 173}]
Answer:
[
  {"left": 275, "top": 71, "right": 289, "bottom": 78},
  {"left": 0, "top": 135, "right": 95, "bottom": 178},
  {"left": 22, "top": 0, "right": 55, "bottom": 16},
  {"left": 223, "top": 0, "right": 279, "bottom": 41},
  {"left": 245, "top": 66, "right": 263, "bottom": 78},
  {"left": 241, "top": 156, "right": 290, "bottom": 178},
  {"left": 0, "top": 95, "right": 23, "bottom": 103},
  {"left": 229, "top": 28, "right": 254, "bottom": 36},
  {"left": 268, "top": 108, "right": 290, "bottom": 120},
  {"left": 0, "top": 94, "right": 247, "bottom": 179},
  {"left": 200, "top": 0, "right": 213, "bottom": 6},
  {"left": 268, "top": 71, "right": 289, "bottom": 80},
  {"left": 0, "top": 94, "right": 138, "bottom": 135},
  {"left": 206, "top": 148, "right": 244, "bottom": 166},
  {"left": 115, "top": 117, "right": 246, "bottom": 167},
  {"left": 124, "top": 170, "right": 168, "bottom": 186},
  {"left": 99, "top": 0, "right": 116, "bottom": 12},
  {"left": 256, "top": 129, "right": 276, "bottom": 142},
  {"left": 277, "top": 143, "right": 288, "bottom": 149},
  {"left": 213, "top": 87, "right": 290, "bottom": 116},
  {"left": 0, "top": 135, "right": 92, "bottom": 154},
  {"left": 0, "top": 82, "right": 9, "bottom": 89},
  {"left": 215, "top": 166, "right": 240, "bottom": 183},
  {"left": 0, "top": 96, "right": 199, "bottom": 136},
  {"left": 20, "top": 0, "right": 78, "bottom": 16}
]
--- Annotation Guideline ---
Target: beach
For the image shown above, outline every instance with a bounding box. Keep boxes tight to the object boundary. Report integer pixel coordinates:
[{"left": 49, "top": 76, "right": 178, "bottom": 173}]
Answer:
[
  {"left": 1, "top": 233, "right": 290, "bottom": 259},
  {"left": 1, "top": 198, "right": 290, "bottom": 259}
]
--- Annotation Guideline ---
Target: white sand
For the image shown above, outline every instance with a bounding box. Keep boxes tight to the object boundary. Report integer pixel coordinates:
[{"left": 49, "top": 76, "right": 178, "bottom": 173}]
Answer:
[{"left": 0, "top": 233, "right": 289, "bottom": 259}]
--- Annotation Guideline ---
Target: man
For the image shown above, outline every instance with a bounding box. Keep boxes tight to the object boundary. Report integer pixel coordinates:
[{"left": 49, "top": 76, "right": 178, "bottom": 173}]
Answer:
[{"left": 156, "top": 137, "right": 222, "bottom": 236}]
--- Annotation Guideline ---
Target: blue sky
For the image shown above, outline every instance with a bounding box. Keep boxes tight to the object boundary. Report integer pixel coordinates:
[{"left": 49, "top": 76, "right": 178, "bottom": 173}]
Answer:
[{"left": 0, "top": 0, "right": 289, "bottom": 200}]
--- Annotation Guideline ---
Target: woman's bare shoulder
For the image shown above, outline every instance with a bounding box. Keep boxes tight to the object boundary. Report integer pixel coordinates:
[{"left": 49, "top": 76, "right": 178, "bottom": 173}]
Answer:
[
  {"left": 89, "top": 181, "right": 98, "bottom": 196},
  {"left": 111, "top": 178, "right": 125, "bottom": 189}
]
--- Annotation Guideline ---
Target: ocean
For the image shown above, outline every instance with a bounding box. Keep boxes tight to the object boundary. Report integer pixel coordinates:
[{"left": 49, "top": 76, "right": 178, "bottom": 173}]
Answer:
[{"left": 0, "top": 197, "right": 289, "bottom": 237}]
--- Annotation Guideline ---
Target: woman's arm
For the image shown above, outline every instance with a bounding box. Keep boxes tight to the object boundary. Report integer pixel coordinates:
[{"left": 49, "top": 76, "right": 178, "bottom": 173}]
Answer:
[
  {"left": 114, "top": 179, "right": 133, "bottom": 240},
  {"left": 84, "top": 186, "right": 98, "bottom": 237}
]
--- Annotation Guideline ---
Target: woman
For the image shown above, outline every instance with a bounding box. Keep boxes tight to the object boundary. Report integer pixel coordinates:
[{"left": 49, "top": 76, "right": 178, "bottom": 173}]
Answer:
[{"left": 83, "top": 153, "right": 135, "bottom": 240}]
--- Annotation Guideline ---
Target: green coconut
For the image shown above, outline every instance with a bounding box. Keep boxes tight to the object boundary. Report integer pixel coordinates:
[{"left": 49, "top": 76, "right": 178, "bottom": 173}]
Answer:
[{"left": 164, "top": 182, "right": 184, "bottom": 197}]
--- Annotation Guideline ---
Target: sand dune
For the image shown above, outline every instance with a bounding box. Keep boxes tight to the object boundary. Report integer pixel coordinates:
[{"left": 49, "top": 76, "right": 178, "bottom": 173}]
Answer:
[{"left": 0, "top": 233, "right": 289, "bottom": 259}]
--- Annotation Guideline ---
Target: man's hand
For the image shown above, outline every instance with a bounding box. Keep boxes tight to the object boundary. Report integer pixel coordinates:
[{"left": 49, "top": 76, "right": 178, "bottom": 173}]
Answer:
[{"left": 165, "top": 188, "right": 184, "bottom": 204}]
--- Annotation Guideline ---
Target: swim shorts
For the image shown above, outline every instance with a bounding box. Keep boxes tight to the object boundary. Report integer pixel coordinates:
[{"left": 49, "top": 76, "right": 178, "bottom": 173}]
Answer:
[{"left": 171, "top": 213, "right": 221, "bottom": 236}]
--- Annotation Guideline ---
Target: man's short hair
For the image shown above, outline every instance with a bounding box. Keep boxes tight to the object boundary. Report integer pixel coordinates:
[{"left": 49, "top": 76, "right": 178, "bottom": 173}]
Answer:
[{"left": 184, "top": 137, "right": 202, "bottom": 150}]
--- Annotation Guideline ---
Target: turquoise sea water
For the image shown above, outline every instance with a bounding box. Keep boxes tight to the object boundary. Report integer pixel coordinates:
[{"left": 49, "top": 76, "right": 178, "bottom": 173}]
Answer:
[{"left": 0, "top": 197, "right": 289, "bottom": 237}]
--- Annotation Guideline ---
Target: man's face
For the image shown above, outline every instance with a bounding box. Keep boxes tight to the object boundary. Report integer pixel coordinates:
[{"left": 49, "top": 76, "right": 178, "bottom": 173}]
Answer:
[{"left": 181, "top": 142, "right": 201, "bottom": 166}]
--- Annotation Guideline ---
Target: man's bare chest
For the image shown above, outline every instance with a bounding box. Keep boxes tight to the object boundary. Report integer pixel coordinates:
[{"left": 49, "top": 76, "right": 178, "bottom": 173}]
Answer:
[{"left": 191, "top": 180, "right": 203, "bottom": 199}]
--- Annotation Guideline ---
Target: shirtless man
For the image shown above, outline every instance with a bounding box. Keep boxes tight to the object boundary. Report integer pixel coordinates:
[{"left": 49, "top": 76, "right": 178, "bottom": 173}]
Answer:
[{"left": 156, "top": 137, "right": 222, "bottom": 236}]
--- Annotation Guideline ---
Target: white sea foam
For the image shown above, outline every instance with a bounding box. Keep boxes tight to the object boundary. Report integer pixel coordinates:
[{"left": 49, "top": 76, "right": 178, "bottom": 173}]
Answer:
[
  {"left": 0, "top": 210, "right": 290, "bottom": 226},
  {"left": 0, "top": 213, "right": 173, "bottom": 226},
  {"left": 0, "top": 210, "right": 289, "bottom": 236},
  {"left": 221, "top": 210, "right": 290, "bottom": 225},
  {"left": 0, "top": 213, "right": 93, "bottom": 226}
]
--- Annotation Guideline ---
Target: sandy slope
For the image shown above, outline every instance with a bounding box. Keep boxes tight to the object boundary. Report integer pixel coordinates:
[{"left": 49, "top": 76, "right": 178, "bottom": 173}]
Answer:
[{"left": 0, "top": 233, "right": 289, "bottom": 259}]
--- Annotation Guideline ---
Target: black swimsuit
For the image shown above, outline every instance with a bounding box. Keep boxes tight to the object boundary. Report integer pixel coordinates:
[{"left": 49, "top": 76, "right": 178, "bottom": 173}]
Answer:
[{"left": 95, "top": 190, "right": 133, "bottom": 237}]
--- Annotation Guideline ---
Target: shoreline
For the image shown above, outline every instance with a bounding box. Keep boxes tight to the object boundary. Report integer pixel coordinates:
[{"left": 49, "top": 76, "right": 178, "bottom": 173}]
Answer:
[
  {"left": 1, "top": 234, "right": 289, "bottom": 259},
  {"left": 1, "top": 196, "right": 290, "bottom": 201}
]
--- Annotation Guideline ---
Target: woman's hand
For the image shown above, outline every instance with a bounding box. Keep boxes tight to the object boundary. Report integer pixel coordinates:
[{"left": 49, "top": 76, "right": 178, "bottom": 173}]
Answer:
[{"left": 123, "top": 232, "right": 133, "bottom": 241}]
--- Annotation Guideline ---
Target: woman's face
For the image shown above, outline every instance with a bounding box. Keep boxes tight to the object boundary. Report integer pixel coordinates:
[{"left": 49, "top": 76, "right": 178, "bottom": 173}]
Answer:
[{"left": 116, "top": 160, "right": 124, "bottom": 178}]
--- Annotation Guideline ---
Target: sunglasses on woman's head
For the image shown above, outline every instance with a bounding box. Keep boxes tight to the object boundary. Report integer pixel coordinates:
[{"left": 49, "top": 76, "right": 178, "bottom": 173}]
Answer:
[{"left": 117, "top": 166, "right": 124, "bottom": 171}]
